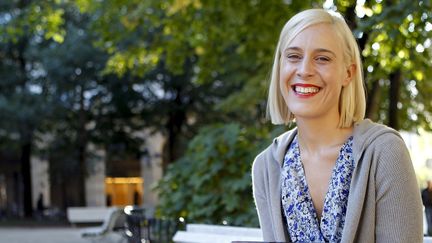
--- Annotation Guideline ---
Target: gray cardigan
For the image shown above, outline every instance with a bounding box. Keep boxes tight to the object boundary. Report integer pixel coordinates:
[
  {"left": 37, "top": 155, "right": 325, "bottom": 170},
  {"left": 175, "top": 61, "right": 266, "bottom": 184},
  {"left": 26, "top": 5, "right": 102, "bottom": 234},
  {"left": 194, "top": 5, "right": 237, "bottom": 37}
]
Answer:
[{"left": 252, "top": 119, "right": 423, "bottom": 242}]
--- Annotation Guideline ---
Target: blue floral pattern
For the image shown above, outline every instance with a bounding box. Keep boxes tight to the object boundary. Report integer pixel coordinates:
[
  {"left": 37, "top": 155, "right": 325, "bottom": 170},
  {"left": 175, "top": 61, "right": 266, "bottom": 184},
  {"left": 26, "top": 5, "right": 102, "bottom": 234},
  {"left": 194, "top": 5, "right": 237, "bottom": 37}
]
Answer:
[{"left": 281, "top": 135, "right": 354, "bottom": 242}]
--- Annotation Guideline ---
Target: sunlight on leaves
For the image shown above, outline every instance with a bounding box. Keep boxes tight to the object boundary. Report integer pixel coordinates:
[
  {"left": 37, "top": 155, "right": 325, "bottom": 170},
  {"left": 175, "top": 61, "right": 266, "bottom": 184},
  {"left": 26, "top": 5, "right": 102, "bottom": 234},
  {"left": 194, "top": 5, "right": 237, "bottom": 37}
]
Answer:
[
  {"left": 414, "top": 71, "right": 424, "bottom": 81},
  {"left": 167, "top": 0, "right": 202, "bottom": 15}
]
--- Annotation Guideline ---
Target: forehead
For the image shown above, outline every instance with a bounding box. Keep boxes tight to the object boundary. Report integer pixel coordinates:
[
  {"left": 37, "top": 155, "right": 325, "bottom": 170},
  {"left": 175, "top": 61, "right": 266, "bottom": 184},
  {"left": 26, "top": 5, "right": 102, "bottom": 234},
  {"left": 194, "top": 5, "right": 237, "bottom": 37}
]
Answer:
[{"left": 285, "top": 23, "right": 343, "bottom": 55}]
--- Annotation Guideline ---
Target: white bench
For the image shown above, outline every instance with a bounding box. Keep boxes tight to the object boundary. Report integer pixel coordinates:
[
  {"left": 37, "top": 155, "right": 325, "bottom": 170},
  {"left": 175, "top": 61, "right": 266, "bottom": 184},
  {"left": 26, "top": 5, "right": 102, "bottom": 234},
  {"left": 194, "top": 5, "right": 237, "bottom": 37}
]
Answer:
[
  {"left": 173, "top": 224, "right": 263, "bottom": 243},
  {"left": 173, "top": 225, "right": 432, "bottom": 243},
  {"left": 79, "top": 207, "right": 128, "bottom": 243},
  {"left": 67, "top": 207, "right": 119, "bottom": 224}
]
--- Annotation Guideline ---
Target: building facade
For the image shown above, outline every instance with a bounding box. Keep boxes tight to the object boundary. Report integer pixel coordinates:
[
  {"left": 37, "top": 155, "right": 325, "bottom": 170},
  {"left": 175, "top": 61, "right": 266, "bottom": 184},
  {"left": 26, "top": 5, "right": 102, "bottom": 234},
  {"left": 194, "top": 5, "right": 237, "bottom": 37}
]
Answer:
[{"left": 0, "top": 130, "right": 164, "bottom": 217}]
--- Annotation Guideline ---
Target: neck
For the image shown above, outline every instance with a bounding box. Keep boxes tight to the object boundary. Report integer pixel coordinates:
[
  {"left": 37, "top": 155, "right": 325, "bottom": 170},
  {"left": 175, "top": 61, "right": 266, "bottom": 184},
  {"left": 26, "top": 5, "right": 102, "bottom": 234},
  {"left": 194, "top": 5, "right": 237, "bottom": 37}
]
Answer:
[{"left": 295, "top": 116, "right": 353, "bottom": 154}]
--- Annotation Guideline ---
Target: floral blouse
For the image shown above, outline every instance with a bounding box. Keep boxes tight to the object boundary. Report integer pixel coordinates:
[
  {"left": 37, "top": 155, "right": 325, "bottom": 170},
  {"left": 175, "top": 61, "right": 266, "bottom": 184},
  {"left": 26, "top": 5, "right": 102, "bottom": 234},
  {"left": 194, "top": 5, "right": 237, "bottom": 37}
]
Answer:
[{"left": 281, "top": 135, "right": 355, "bottom": 242}]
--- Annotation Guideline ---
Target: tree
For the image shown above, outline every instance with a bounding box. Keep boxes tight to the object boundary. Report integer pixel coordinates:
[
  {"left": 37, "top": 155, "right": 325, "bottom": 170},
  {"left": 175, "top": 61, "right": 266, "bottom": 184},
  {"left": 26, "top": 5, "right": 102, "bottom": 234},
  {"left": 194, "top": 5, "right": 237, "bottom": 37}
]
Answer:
[
  {"left": 39, "top": 10, "right": 107, "bottom": 206},
  {"left": 155, "top": 123, "right": 285, "bottom": 226},
  {"left": 0, "top": 0, "right": 149, "bottom": 212},
  {"left": 0, "top": 0, "right": 66, "bottom": 216},
  {"left": 39, "top": 6, "right": 147, "bottom": 208},
  {"left": 334, "top": 0, "right": 432, "bottom": 131},
  {"left": 74, "top": 0, "right": 320, "bottom": 170},
  {"left": 100, "top": 0, "right": 432, "bottom": 133}
]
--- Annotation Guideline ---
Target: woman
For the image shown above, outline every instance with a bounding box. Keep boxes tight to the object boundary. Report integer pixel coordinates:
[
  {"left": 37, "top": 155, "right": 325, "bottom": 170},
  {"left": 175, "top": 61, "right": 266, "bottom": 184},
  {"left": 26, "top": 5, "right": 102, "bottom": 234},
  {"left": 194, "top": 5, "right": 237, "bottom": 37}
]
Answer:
[{"left": 252, "top": 9, "right": 422, "bottom": 242}]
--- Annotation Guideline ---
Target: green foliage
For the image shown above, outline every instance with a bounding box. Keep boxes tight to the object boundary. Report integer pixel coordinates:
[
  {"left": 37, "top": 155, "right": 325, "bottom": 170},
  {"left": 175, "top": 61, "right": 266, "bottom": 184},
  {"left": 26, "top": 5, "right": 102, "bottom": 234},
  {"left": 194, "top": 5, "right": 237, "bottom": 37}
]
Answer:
[
  {"left": 0, "top": 0, "right": 67, "bottom": 43},
  {"left": 346, "top": 0, "right": 432, "bottom": 131},
  {"left": 77, "top": 0, "right": 432, "bottom": 132},
  {"left": 155, "top": 123, "right": 283, "bottom": 226},
  {"left": 75, "top": 0, "right": 319, "bottom": 118}
]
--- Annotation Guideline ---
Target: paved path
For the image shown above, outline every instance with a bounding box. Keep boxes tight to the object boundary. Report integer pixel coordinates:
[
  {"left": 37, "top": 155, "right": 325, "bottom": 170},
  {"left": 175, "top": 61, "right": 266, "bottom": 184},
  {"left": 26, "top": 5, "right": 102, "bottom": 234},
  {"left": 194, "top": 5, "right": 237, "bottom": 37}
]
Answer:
[{"left": 0, "top": 227, "right": 88, "bottom": 243}]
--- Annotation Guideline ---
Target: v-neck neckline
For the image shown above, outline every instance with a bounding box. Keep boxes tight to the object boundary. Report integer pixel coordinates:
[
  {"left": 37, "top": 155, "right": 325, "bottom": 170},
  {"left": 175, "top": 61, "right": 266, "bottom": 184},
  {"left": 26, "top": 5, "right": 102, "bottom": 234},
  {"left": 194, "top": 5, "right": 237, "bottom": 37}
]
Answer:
[{"left": 293, "top": 135, "right": 353, "bottom": 229}]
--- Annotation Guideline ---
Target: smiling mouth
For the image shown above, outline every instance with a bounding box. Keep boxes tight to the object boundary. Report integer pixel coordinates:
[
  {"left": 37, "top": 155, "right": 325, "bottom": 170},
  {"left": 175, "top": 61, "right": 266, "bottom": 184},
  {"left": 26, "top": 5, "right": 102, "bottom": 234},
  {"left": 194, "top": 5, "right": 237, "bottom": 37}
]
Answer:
[{"left": 291, "top": 85, "right": 321, "bottom": 95}]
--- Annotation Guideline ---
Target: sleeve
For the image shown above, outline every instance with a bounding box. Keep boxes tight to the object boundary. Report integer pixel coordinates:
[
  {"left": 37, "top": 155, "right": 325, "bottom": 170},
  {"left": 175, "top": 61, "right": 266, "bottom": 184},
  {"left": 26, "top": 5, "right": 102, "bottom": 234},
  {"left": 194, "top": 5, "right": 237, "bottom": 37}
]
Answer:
[
  {"left": 252, "top": 153, "right": 275, "bottom": 241},
  {"left": 374, "top": 133, "right": 423, "bottom": 243}
]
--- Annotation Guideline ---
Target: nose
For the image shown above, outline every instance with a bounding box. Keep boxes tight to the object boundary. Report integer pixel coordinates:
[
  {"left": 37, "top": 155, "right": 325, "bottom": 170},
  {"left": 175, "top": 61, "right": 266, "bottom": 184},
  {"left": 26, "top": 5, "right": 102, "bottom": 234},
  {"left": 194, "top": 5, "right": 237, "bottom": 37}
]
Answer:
[{"left": 296, "top": 58, "right": 314, "bottom": 79}]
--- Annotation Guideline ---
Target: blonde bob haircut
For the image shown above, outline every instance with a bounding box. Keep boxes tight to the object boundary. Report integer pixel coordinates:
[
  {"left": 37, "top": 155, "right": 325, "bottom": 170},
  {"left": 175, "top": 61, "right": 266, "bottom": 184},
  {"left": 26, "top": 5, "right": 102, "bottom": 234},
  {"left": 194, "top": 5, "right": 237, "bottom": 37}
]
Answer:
[{"left": 267, "top": 9, "right": 366, "bottom": 127}]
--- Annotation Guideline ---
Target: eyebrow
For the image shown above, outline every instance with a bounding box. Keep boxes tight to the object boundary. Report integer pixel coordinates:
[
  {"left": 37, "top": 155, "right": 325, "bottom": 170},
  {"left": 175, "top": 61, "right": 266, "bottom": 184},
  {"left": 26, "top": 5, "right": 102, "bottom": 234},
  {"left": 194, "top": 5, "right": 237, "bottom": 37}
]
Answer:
[{"left": 284, "top": 47, "right": 337, "bottom": 57}]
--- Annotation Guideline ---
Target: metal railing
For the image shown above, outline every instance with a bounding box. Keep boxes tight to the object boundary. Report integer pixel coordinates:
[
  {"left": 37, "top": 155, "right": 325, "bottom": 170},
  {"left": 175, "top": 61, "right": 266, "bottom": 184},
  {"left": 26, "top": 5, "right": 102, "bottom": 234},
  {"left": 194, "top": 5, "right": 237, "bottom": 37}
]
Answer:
[{"left": 124, "top": 206, "right": 184, "bottom": 243}]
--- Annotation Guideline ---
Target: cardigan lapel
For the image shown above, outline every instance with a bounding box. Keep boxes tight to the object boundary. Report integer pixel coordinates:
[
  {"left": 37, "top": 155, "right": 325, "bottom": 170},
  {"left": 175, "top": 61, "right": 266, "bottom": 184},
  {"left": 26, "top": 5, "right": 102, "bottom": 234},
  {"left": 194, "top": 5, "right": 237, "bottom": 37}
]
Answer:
[
  {"left": 341, "top": 119, "right": 374, "bottom": 242},
  {"left": 269, "top": 128, "right": 298, "bottom": 241}
]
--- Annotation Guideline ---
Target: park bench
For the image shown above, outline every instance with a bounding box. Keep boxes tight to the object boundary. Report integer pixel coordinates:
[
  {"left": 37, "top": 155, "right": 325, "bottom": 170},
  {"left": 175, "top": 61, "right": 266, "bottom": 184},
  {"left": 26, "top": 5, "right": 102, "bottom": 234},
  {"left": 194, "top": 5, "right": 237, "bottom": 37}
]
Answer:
[
  {"left": 79, "top": 207, "right": 128, "bottom": 243},
  {"left": 75, "top": 206, "right": 175, "bottom": 243},
  {"left": 67, "top": 206, "right": 118, "bottom": 225},
  {"left": 172, "top": 223, "right": 263, "bottom": 243}
]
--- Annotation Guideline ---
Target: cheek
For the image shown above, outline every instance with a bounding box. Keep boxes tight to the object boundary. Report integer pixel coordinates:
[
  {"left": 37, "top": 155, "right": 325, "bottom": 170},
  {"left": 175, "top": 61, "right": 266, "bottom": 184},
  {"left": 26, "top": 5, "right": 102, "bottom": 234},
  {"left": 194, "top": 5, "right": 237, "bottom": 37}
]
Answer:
[
  {"left": 320, "top": 67, "right": 345, "bottom": 86},
  {"left": 279, "top": 65, "right": 295, "bottom": 86},
  {"left": 279, "top": 69, "right": 291, "bottom": 96}
]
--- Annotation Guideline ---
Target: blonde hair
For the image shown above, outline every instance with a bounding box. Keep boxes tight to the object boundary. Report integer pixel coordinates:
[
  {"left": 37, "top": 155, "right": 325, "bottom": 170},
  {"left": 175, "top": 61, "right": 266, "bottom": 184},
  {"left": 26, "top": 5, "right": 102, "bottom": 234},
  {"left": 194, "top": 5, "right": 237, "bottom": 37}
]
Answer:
[{"left": 267, "top": 9, "right": 366, "bottom": 127}]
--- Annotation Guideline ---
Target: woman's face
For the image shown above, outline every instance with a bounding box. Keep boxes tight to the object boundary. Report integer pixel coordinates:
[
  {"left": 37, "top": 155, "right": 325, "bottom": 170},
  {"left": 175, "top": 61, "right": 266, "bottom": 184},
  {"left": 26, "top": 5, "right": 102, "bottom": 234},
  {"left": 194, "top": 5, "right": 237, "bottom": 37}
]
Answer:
[{"left": 279, "top": 23, "right": 353, "bottom": 123}]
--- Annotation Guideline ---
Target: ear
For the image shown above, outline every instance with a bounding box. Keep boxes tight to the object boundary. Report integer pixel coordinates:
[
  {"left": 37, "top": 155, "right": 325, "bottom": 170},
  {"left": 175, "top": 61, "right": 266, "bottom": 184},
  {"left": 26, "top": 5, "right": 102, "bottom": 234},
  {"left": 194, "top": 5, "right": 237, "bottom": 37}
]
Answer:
[{"left": 342, "top": 64, "right": 356, "bottom": 87}]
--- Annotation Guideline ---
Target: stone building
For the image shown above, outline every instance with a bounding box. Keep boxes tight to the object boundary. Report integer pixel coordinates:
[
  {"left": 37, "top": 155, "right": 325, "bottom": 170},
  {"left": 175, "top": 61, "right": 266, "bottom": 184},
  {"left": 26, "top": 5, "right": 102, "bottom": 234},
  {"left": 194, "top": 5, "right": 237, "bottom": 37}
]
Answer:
[{"left": 0, "top": 130, "right": 164, "bottom": 217}]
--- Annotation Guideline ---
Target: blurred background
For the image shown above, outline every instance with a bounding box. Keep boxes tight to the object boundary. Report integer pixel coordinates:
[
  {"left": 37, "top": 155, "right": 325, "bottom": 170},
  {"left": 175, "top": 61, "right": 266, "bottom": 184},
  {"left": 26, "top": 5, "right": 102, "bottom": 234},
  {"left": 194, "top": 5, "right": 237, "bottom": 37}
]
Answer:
[{"left": 0, "top": 0, "right": 432, "bottom": 232}]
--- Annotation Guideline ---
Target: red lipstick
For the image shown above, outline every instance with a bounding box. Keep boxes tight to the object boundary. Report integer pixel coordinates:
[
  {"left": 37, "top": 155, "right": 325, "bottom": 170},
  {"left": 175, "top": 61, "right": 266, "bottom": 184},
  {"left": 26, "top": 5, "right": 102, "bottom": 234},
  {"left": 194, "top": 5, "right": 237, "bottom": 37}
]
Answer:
[{"left": 291, "top": 83, "right": 321, "bottom": 98}]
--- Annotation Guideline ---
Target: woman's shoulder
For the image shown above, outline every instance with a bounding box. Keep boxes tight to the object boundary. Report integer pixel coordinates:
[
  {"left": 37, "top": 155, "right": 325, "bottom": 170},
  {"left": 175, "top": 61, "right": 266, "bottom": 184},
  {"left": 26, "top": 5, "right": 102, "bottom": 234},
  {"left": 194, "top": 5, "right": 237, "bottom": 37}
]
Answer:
[
  {"left": 353, "top": 119, "right": 412, "bottom": 173},
  {"left": 353, "top": 119, "right": 406, "bottom": 151},
  {"left": 253, "top": 128, "right": 297, "bottom": 169},
  {"left": 354, "top": 119, "right": 400, "bottom": 137}
]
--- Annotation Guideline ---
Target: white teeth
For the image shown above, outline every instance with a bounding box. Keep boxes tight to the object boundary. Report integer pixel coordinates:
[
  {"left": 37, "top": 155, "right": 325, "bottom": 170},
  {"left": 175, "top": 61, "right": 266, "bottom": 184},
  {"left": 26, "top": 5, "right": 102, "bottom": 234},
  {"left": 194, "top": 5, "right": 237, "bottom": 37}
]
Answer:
[{"left": 294, "top": 86, "right": 319, "bottom": 94}]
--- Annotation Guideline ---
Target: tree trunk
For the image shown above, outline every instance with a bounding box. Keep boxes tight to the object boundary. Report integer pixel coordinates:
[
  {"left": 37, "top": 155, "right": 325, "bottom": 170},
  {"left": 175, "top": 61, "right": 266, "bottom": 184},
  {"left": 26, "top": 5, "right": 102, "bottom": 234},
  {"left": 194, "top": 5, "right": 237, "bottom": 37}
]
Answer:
[
  {"left": 77, "top": 85, "right": 87, "bottom": 206},
  {"left": 365, "top": 78, "right": 381, "bottom": 120},
  {"left": 16, "top": 13, "right": 32, "bottom": 216},
  {"left": 162, "top": 96, "right": 186, "bottom": 172},
  {"left": 20, "top": 138, "right": 33, "bottom": 217},
  {"left": 77, "top": 144, "right": 86, "bottom": 206},
  {"left": 160, "top": 59, "right": 192, "bottom": 171},
  {"left": 388, "top": 69, "right": 402, "bottom": 130}
]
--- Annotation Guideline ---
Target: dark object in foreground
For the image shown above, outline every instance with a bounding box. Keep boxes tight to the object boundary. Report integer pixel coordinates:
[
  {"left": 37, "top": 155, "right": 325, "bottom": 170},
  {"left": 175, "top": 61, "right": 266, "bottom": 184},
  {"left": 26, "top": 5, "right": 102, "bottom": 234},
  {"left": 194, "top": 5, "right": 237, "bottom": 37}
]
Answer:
[{"left": 124, "top": 206, "right": 181, "bottom": 243}]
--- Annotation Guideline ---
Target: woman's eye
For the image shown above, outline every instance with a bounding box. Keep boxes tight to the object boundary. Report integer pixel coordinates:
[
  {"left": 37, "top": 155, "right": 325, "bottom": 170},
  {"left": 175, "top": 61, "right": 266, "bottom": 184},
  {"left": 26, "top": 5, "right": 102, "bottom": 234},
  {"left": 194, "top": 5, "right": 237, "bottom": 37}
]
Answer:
[
  {"left": 286, "top": 54, "right": 301, "bottom": 61},
  {"left": 316, "top": 56, "right": 330, "bottom": 62}
]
